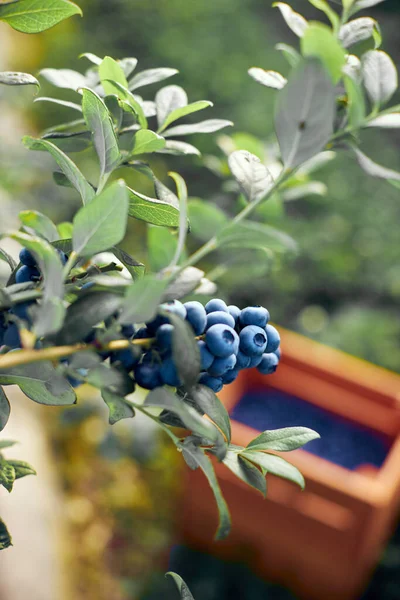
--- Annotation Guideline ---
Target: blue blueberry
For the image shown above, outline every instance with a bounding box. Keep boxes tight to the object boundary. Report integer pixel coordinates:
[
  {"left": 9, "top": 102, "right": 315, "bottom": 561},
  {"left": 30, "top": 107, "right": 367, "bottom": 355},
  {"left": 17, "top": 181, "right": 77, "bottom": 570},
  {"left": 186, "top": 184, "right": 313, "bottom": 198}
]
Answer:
[
  {"left": 134, "top": 327, "right": 150, "bottom": 340},
  {"left": 274, "top": 347, "right": 281, "bottom": 360},
  {"left": 156, "top": 324, "right": 174, "bottom": 353},
  {"left": 206, "top": 324, "right": 239, "bottom": 358},
  {"left": 134, "top": 363, "right": 162, "bottom": 390},
  {"left": 57, "top": 250, "right": 68, "bottom": 265},
  {"left": 221, "top": 368, "right": 239, "bottom": 385},
  {"left": 240, "top": 306, "right": 270, "bottom": 329},
  {"left": 184, "top": 301, "right": 207, "bottom": 335},
  {"left": 198, "top": 373, "right": 224, "bottom": 393},
  {"left": 265, "top": 324, "right": 281, "bottom": 353},
  {"left": 110, "top": 348, "right": 139, "bottom": 371},
  {"left": 198, "top": 340, "right": 214, "bottom": 371},
  {"left": 19, "top": 248, "right": 36, "bottom": 267},
  {"left": 147, "top": 300, "right": 187, "bottom": 333},
  {"left": 0, "top": 315, "right": 7, "bottom": 346},
  {"left": 3, "top": 324, "right": 21, "bottom": 348},
  {"left": 66, "top": 368, "right": 88, "bottom": 388},
  {"left": 205, "top": 299, "right": 228, "bottom": 314},
  {"left": 160, "top": 357, "right": 182, "bottom": 387},
  {"left": 208, "top": 353, "right": 237, "bottom": 377},
  {"left": 249, "top": 354, "right": 263, "bottom": 368},
  {"left": 142, "top": 350, "right": 157, "bottom": 364},
  {"left": 236, "top": 351, "right": 251, "bottom": 370},
  {"left": 227, "top": 305, "right": 241, "bottom": 324},
  {"left": 257, "top": 352, "right": 279, "bottom": 375},
  {"left": 15, "top": 265, "right": 40, "bottom": 284},
  {"left": 206, "top": 311, "right": 235, "bottom": 330},
  {"left": 121, "top": 324, "right": 135, "bottom": 339},
  {"left": 239, "top": 325, "right": 267, "bottom": 357},
  {"left": 11, "top": 301, "right": 34, "bottom": 323}
]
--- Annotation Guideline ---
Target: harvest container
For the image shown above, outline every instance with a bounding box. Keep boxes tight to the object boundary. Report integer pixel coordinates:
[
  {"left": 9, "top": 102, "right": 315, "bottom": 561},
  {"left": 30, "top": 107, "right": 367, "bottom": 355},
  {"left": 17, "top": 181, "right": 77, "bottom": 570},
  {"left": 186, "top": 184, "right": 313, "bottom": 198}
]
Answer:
[{"left": 178, "top": 328, "right": 400, "bottom": 600}]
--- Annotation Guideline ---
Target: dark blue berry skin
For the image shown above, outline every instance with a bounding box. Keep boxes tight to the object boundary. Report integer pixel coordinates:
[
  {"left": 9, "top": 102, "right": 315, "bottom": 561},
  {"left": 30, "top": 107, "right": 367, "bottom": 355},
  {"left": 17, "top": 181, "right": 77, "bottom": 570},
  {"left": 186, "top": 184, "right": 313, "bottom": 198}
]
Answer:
[
  {"left": 156, "top": 324, "right": 174, "bottom": 353},
  {"left": 15, "top": 265, "right": 40, "bottom": 284},
  {"left": 121, "top": 324, "right": 135, "bottom": 339},
  {"left": 4, "top": 324, "right": 21, "bottom": 348},
  {"left": 160, "top": 357, "right": 181, "bottom": 387},
  {"left": 221, "top": 368, "right": 239, "bottom": 384},
  {"left": 134, "top": 327, "right": 150, "bottom": 340},
  {"left": 236, "top": 351, "right": 251, "bottom": 370},
  {"left": 0, "top": 315, "right": 6, "bottom": 346},
  {"left": 208, "top": 353, "right": 237, "bottom": 377},
  {"left": 199, "top": 373, "right": 224, "bottom": 393},
  {"left": 227, "top": 305, "right": 241, "bottom": 325},
  {"left": 110, "top": 348, "right": 139, "bottom": 371},
  {"left": 239, "top": 325, "right": 267, "bottom": 357},
  {"left": 19, "top": 248, "right": 36, "bottom": 267},
  {"left": 249, "top": 354, "right": 263, "bottom": 368},
  {"left": 142, "top": 351, "right": 156, "bottom": 364},
  {"left": 67, "top": 375, "right": 83, "bottom": 388},
  {"left": 265, "top": 324, "right": 281, "bottom": 353},
  {"left": 198, "top": 340, "right": 214, "bottom": 371},
  {"left": 184, "top": 301, "right": 207, "bottom": 335},
  {"left": 134, "top": 363, "right": 162, "bottom": 390},
  {"left": 257, "top": 353, "right": 279, "bottom": 375},
  {"left": 206, "top": 324, "right": 239, "bottom": 358},
  {"left": 205, "top": 299, "right": 228, "bottom": 314},
  {"left": 274, "top": 347, "right": 281, "bottom": 360},
  {"left": 147, "top": 300, "right": 187, "bottom": 333},
  {"left": 57, "top": 250, "right": 68, "bottom": 265},
  {"left": 11, "top": 301, "right": 33, "bottom": 323},
  {"left": 206, "top": 311, "right": 235, "bottom": 330},
  {"left": 240, "top": 306, "right": 270, "bottom": 329}
]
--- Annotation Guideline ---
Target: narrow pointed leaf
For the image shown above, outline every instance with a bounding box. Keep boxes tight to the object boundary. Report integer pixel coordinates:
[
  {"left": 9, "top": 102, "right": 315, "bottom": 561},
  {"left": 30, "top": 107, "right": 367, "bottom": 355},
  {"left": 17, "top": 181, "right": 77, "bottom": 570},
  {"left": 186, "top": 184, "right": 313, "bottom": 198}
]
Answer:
[
  {"left": 7, "top": 460, "right": 36, "bottom": 480},
  {"left": 223, "top": 450, "right": 266, "bottom": 497},
  {"left": 247, "top": 427, "right": 320, "bottom": 452},
  {"left": 273, "top": 3, "right": 308, "bottom": 37},
  {"left": 0, "top": 0, "right": 82, "bottom": 34},
  {"left": 248, "top": 68, "right": 287, "bottom": 89},
  {"left": 158, "top": 100, "right": 213, "bottom": 133},
  {"left": 241, "top": 450, "right": 305, "bottom": 489},
  {"left": 163, "top": 119, "right": 233, "bottom": 137},
  {"left": 157, "top": 140, "right": 201, "bottom": 156},
  {"left": 352, "top": 147, "right": 400, "bottom": 182},
  {"left": 34, "top": 97, "right": 82, "bottom": 112},
  {"left": 275, "top": 43, "right": 301, "bottom": 67},
  {"left": 367, "top": 114, "right": 400, "bottom": 128},
  {"left": 0, "top": 71, "right": 39, "bottom": 88},
  {"left": 129, "top": 67, "right": 178, "bottom": 91},
  {"left": 166, "top": 572, "right": 195, "bottom": 600}
]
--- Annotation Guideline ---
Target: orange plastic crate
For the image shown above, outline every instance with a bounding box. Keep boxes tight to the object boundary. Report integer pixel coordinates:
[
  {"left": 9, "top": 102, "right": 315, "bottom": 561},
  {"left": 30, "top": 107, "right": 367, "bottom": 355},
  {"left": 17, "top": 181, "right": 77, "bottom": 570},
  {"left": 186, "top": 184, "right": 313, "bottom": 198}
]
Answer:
[{"left": 179, "top": 328, "right": 400, "bottom": 600}]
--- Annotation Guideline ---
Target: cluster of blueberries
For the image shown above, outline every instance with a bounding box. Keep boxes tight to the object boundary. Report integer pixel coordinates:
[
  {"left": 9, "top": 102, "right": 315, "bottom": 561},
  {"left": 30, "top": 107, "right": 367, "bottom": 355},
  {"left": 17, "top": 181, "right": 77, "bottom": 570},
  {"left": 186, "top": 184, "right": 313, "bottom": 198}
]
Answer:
[
  {"left": 0, "top": 249, "right": 281, "bottom": 395},
  {"left": 127, "top": 298, "right": 281, "bottom": 393}
]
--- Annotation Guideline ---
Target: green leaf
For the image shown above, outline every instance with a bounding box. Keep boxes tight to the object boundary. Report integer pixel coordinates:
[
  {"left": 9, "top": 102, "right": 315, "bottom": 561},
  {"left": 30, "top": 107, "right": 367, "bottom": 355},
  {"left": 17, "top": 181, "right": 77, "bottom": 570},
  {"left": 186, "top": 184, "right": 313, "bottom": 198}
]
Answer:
[
  {"left": 339, "top": 18, "right": 377, "bottom": 48},
  {"left": 81, "top": 88, "right": 121, "bottom": 179},
  {"left": 273, "top": 3, "right": 308, "bottom": 37},
  {"left": 53, "top": 291, "right": 122, "bottom": 345},
  {"left": 163, "top": 119, "right": 233, "bottom": 138},
  {"left": 148, "top": 226, "right": 177, "bottom": 272},
  {"left": 79, "top": 52, "right": 102, "bottom": 65},
  {"left": 19, "top": 210, "right": 59, "bottom": 242},
  {"left": 128, "top": 187, "right": 180, "bottom": 228},
  {"left": 0, "top": 71, "right": 39, "bottom": 88},
  {"left": 282, "top": 181, "right": 327, "bottom": 201},
  {"left": 0, "top": 248, "right": 17, "bottom": 272},
  {"left": 23, "top": 137, "right": 95, "bottom": 206},
  {"left": 352, "top": 147, "right": 400, "bottom": 183},
  {"left": 275, "top": 58, "right": 336, "bottom": 169},
  {"left": 180, "top": 440, "right": 231, "bottom": 540},
  {"left": 361, "top": 50, "right": 398, "bottom": 107},
  {"left": 275, "top": 43, "right": 301, "bottom": 67},
  {"left": 228, "top": 150, "right": 274, "bottom": 202},
  {"left": 307, "top": 0, "right": 340, "bottom": 31},
  {"left": 110, "top": 246, "right": 144, "bottom": 280},
  {"left": 158, "top": 100, "right": 213, "bottom": 133},
  {"left": 101, "top": 389, "right": 135, "bottom": 425},
  {"left": 190, "top": 385, "right": 231, "bottom": 443},
  {"left": 57, "top": 222, "right": 73, "bottom": 239},
  {"left": 0, "top": 518, "right": 12, "bottom": 550},
  {"left": 167, "top": 312, "right": 201, "bottom": 389},
  {"left": 248, "top": 68, "right": 287, "bottom": 89},
  {"left": 0, "top": 0, "right": 82, "bottom": 33},
  {"left": 301, "top": 24, "right": 346, "bottom": 84},
  {"left": 119, "top": 275, "right": 168, "bottom": 325},
  {"left": 0, "top": 388, "right": 10, "bottom": 433},
  {"left": 131, "top": 130, "right": 165, "bottom": 155},
  {"left": 99, "top": 56, "right": 128, "bottom": 97},
  {"left": 188, "top": 200, "right": 227, "bottom": 241},
  {"left": 156, "top": 85, "right": 188, "bottom": 129},
  {"left": 167, "top": 171, "right": 188, "bottom": 268},
  {"left": 166, "top": 572, "right": 195, "bottom": 600},
  {"left": 344, "top": 75, "right": 366, "bottom": 128},
  {"left": 350, "top": 0, "right": 387, "bottom": 15},
  {"left": 39, "top": 68, "right": 86, "bottom": 90},
  {"left": 241, "top": 450, "right": 305, "bottom": 489},
  {"left": 0, "top": 360, "right": 76, "bottom": 406},
  {"left": 247, "top": 427, "right": 320, "bottom": 452},
  {"left": 128, "top": 67, "right": 178, "bottom": 91},
  {"left": 157, "top": 140, "right": 201, "bottom": 156},
  {"left": 223, "top": 449, "right": 266, "bottom": 497},
  {"left": 102, "top": 80, "right": 148, "bottom": 129},
  {"left": 0, "top": 440, "right": 17, "bottom": 450},
  {"left": 7, "top": 460, "right": 36, "bottom": 480},
  {"left": 0, "top": 459, "right": 15, "bottom": 493},
  {"left": 44, "top": 131, "right": 92, "bottom": 154},
  {"left": 217, "top": 220, "right": 297, "bottom": 253},
  {"left": 34, "top": 96, "right": 82, "bottom": 112},
  {"left": 367, "top": 114, "right": 400, "bottom": 128},
  {"left": 73, "top": 180, "right": 129, "bottom": 257}
]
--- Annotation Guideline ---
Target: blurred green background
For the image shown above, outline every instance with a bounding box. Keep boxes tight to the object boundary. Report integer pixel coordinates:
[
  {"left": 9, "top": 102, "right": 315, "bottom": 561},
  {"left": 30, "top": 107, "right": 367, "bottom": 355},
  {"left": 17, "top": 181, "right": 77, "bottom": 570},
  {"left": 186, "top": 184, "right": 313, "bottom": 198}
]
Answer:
[{"left": 1, "top": 1, "right": 400, "bottom": 599}]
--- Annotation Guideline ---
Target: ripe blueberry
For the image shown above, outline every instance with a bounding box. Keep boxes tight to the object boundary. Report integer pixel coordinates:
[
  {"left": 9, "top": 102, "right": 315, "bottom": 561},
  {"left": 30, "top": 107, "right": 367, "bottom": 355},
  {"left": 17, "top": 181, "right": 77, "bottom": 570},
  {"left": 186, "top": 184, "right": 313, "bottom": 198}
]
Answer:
[
  {"left": 227, "top": 305, "right": 241, "bottom": 324},
  {"left": 236, "top": 351, "right": 251, "bottom": 370},
  {"left": 160, "top": 357, "right": 182, "bottom": 387},
  {"left": 198, "top": 373, "right": 224, "bottom": 393},
  {"left": 239, "top": 325, "right": 267, "bottom": 357},
  {"left": 221, "top": 368, "right": 239, "bottom": 385},
  {"left": 208, "top": 353, "right": 237, "bottom": 377},
  {"left": 15, "top": 265, "right": 40, "bottom": 284},
  {"left": 134, "top": 363, "right": 162, "bottom": 390},
  {"left": 4, "top": 324, "right": 21, "bottom": 349},
  {"left": 240, "top": 306, "right": 270, "bottom": 329},
  {"left": 11, "top": 301, "right": 33, "bottom": 323},
  {"left": 156, "top": 324, "right": 174, "bottom": 353},
  {"left": 257, "top": 353, "right": 279, "bottom": 375},
  {"left": 121, "top": 324, "right": 135, "bottom": 339},
  {"left": 184, "top": 301, "right": 207, "bottom": 335},
  {"left": 206, "top": 324, "right": 239, "bottom": 358},
  {"left": 274, "top": 347, "right": 281, "bottom": 360},
  {"left": 265, "top": 324, "right": 280, "bottom": 353},
  {"left": 205, "top": 298, "right": 228, "bottom": 314},
  {"left": 249, "top": 354, "right": 263, "bottom": 368},
  {"left": 19, "top": 248, "right": 36, "bottom": 267},
  {"left": 110, "top": 348, "right": 139, "bottom": 371},
  {"left": 134, "top": 327, "right": 150, "bottom": 339},
  {"left": 206, "top": 310, "right": 235, "bottom": 330},
  {"left": 198, "top": 340, "right": 214, "bottom": 371}
]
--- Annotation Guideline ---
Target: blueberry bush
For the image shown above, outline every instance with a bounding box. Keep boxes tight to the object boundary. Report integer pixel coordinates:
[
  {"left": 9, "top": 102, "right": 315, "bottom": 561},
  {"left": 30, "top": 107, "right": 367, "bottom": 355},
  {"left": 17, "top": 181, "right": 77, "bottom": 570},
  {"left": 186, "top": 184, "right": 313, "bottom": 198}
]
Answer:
[{"left": 0, "top": 0, "right": 399, "bottom": 596}]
